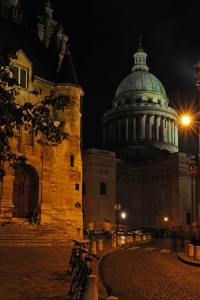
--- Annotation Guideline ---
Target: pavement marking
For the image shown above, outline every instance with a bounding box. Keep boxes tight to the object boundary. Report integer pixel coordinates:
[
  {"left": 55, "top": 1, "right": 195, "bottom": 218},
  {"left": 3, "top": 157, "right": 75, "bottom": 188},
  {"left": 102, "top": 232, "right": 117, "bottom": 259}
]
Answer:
[
  {"left": 160, "top": 249, "right": 171, "bottom": 253},
  {"left": 128, "top": 247, "right": 140, "bottom": 250},
  {"left": 143, "top": 247, "right": 156, "bottom": 251}
]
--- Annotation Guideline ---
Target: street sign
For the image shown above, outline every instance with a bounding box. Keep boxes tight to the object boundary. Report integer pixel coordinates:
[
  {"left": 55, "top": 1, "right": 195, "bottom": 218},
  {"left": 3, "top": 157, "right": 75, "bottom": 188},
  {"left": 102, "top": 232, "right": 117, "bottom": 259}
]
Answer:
[
  {"left": 114, "top": 203, "right": 121, "bottom": 211},
  {"left": 189, "top": 164, "right": 198, "bottom": 177}
]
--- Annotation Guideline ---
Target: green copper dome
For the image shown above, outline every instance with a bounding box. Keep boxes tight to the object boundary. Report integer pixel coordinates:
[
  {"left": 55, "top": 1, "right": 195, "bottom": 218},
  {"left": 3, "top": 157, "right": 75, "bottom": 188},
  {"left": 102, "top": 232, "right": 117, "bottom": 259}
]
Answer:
[
  {"left": 102, "top": 40, "right": 179, "bottom": 157},
  {"left": 115, "top": 70, "right": 166, "bottom": 97}
]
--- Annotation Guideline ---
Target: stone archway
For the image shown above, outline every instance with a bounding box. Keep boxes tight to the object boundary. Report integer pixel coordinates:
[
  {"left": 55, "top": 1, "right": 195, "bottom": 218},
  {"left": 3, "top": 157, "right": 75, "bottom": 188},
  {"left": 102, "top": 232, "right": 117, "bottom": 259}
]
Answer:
[{"left": 12, "top": 165, "right": 39, "bottom": 218}]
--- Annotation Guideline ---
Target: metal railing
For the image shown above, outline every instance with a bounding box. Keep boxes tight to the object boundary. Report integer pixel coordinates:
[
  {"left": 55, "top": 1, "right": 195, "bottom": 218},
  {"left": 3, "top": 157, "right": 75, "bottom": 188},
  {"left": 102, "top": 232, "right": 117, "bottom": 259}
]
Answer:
[{"left": 41, "top": 209, "right": 82, "bottom": 231}]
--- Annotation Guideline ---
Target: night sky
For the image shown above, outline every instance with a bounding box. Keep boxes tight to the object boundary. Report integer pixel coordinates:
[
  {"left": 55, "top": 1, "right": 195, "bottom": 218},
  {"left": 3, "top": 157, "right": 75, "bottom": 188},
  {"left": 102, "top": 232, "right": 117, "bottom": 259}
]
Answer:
[{"left": 21, "top": 0, "right": 200, "bottom": 155}]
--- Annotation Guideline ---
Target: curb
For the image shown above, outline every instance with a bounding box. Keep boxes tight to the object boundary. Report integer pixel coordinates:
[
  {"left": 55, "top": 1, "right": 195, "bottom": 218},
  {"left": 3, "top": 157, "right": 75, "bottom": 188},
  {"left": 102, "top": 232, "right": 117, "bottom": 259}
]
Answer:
[{"left": 177, "top": 251, "right": 200, "bottom": 267}]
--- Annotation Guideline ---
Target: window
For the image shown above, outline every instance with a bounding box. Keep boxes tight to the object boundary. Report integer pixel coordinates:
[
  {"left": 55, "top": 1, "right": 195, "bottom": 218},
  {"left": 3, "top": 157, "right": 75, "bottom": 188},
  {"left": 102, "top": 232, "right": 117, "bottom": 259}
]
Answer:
[
  {"left": 70, "top": 155, "right": 74, "bottom": 167},
  {"left": 82, "top": 182, "right": 85, "bottom": 195},
  {"left": 12, "top": 65, "right": 28, "bottom": 89},
  {"left": 100, "top": 182, "right": 106, "bottom": 195},
  {"left": 186, "top": 213, "right": 191, "bottom": 225},
  {"left": 75, "top": 183, "right": 79, "bottom": 190}
]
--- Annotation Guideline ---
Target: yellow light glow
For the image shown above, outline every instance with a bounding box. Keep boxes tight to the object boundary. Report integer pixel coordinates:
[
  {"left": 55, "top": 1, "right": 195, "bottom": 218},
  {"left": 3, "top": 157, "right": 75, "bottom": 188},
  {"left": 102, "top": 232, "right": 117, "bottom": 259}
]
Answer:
[
  {"left": 164, "top": 217, "right": 168, "bottom": 222},
  {"left": 181, "top": 116, "right": 190, "bottom": 125},
  {"left": 121, "top": 212, "right": 126, "bottom": 219}
]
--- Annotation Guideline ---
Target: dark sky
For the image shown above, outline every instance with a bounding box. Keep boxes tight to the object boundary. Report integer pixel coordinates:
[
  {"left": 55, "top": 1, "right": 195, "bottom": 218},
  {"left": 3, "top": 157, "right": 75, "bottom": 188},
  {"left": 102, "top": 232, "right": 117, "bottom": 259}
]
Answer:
[{"left": 21, "top": 0, "right": 200, "bottom": 155}]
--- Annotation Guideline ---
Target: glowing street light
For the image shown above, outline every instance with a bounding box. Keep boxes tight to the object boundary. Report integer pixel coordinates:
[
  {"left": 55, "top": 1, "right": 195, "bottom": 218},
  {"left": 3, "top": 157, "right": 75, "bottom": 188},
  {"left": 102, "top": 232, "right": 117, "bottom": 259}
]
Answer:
[
  {"left": 121, "top": 212, "right": 126, "bottom": 230},
  {"left": 181, "top": 115, "right": 190, "bottom": 125},
  {"left": 164, "top": 216, "right": 168, "bottom": 222},
  {"left": 121, "top": 212, "right": 126, "bottom": 220}
]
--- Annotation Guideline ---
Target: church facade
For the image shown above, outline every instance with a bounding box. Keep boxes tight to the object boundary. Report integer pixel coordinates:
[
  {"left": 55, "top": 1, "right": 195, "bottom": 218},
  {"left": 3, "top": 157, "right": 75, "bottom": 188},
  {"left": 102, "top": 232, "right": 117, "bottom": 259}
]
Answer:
[{"left": 0, "top": 1, "right": 83, "bottom": 238}]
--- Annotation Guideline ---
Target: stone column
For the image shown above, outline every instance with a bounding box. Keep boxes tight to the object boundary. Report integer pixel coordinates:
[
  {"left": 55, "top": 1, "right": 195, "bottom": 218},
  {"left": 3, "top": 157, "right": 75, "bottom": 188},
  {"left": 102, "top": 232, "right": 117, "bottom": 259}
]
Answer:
[
  {"left": 156, "top": 116, "right": 161, "bottom": 141},
  {"left": 141, "top": 114, "right": 146, "bottom": 139}
]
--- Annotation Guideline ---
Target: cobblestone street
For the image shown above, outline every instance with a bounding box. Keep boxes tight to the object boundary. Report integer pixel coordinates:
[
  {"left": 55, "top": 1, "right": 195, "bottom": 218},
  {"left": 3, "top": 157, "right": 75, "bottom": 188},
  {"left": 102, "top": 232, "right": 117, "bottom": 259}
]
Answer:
[
  {"left": 1, "top": 239, "right": 199, "bottom": 300},
  {"left": 99, "top": 239, "right": 200, "bottom": 300}
]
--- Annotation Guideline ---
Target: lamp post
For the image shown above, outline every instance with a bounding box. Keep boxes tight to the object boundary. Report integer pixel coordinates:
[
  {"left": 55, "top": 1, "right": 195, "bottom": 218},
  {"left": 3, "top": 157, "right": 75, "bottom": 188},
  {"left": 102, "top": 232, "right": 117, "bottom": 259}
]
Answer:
[
  {"left": 114, "top": 203, "right": 121, "bottom": 236},
  {"left": 164, "top": 216, "right": 168, "bottom": 229},
  {"left": 181, "top": 115, "right": 199, "bottom": 224},
  {"left": 121, "top": 212, "right": 126, "bottom": 230}
]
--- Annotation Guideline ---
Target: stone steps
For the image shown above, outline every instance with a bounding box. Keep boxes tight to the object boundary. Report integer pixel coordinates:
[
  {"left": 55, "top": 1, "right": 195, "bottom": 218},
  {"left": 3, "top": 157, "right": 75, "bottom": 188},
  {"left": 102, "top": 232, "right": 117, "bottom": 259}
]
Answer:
[{"left": 0, "top": 221, "right": 69, "bottom": 247}]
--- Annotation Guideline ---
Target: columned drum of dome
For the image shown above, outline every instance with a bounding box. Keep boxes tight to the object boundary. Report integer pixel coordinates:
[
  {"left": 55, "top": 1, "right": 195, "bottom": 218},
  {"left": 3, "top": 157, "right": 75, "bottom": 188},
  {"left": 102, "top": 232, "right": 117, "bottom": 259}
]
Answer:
[{"left": 102, "top": 44, "right": 178, "bottom": 158}]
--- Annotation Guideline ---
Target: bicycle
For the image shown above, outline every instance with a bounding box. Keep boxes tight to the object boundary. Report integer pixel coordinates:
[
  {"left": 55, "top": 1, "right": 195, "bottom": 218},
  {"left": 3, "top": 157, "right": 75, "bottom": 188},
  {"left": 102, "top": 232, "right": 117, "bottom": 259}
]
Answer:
[
  {"left": 67, "top": 239, "right": 89, "bottom": 275},
  {"left": 68, "top": 249, "right": 100, "bottom": 300}
]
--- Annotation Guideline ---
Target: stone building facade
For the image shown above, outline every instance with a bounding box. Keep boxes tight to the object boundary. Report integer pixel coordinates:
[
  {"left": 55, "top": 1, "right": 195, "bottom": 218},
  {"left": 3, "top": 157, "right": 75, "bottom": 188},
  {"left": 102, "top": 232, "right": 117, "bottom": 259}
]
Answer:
[
  {"left": 83, "top": 42, "right": 196, "bottom": 234},
  {"left": 82, "top": 148, "right": 118, "bottom": 232},
  {"left": 0, "top": 0, "right": 83, "bottom": 238}
]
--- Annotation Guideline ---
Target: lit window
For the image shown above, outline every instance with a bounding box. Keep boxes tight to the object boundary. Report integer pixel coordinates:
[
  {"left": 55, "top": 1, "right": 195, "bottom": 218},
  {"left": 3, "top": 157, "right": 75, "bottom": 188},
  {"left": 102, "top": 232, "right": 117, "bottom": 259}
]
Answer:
[{"left": 12, "top": 65, "right": 28, "bottom": 89}]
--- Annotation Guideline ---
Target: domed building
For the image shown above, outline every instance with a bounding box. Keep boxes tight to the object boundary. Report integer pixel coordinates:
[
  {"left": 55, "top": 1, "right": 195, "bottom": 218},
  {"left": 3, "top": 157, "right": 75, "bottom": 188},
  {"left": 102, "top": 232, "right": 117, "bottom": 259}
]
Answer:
[
  {"left": 83, "top": 42, "right": 196, "bottom": 235},
  {"left": 102, "top": 42, "right": 178, "bottom": 160}
]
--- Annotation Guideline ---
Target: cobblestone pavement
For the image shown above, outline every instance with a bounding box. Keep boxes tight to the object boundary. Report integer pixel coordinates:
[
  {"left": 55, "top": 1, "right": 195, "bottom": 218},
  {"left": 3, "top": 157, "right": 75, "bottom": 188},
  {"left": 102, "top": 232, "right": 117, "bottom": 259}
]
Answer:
[
  {"left": 0, "top": 238, "right": 197, "bottom": 300},
  {"left": 99, "top": 238, "right": 200, "bottom": 300},
  {"left": 0, "top": 242, "right": 117, "bottom": 300}
]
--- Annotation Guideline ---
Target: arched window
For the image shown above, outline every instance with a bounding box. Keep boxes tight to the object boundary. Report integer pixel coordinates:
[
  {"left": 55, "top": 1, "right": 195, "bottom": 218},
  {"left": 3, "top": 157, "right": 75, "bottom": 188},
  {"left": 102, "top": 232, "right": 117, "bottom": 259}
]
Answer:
[{"left": 100, "top": 182, "right": 106, "bottom": 195}]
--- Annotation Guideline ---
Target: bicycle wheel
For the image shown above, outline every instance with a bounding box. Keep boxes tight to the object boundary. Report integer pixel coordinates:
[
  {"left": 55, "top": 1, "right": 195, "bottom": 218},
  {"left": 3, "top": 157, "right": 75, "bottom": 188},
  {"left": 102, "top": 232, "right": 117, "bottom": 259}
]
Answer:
[
  {"left": 68, "top": 264, "right": 83, "bottom": 295},
  {"left": 67, "top": 251, "right": 76, "bottom": 274},
  {"left": 76, "top": 272, "right": 88, "bottom": 300},
  {"left": 68, "top": 249, "right": 82, "bottom": 274}
]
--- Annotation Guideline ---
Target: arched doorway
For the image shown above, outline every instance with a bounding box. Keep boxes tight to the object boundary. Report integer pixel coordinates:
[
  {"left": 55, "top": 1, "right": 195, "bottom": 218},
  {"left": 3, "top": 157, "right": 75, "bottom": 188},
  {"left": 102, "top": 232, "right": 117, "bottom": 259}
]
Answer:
[{"left": 13, "top": 165, "right": 39, "bottom": 218}]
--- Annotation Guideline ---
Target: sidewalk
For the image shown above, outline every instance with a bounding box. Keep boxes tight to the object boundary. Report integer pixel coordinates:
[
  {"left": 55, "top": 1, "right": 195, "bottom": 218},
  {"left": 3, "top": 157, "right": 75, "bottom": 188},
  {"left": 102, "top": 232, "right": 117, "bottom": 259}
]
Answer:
[{"left": 0, "top": 240, "right": 121, "bottom": 300}]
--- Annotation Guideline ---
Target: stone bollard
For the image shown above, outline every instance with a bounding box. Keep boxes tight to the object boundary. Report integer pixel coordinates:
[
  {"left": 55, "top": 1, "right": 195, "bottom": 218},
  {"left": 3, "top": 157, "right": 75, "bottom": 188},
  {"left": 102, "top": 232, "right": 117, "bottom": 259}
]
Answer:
[
  {"left": 82, "top": 274, "right": 98, "bottom": 300},
  {"left": 129, "top": 235, "right": 133, "bottom": 243},
  {"left": 135, "top": 234, "right": 141, "bottom": 242},
  {"left": 97, "top": 239, "right": 103, "bottom": 251},
  {"left": 89, "top": 241, "right": 97, "bottom": 255},
  {"left": 194, "top": 246, "right": 200, "bottom": 260},
  {"left": 142, "top": 234, "right": 147, "bottom": 241},
  {"left": 121, "top": 235, "right": 126, "bottom": 245},
  {"left": 125, "top": 235, "right": 130, "bottom": 243},
  {"left": 111, "top": 237, "right": 116, "bottom": 248},
  {"left": 116, "top": 236, "right": 121, "bottom": 247},
  {"left": 147, "top": 234, "right": 151, "bottom": 240},
  {"left": 187, "top": 243, "right": 194, "bottom": 257}
]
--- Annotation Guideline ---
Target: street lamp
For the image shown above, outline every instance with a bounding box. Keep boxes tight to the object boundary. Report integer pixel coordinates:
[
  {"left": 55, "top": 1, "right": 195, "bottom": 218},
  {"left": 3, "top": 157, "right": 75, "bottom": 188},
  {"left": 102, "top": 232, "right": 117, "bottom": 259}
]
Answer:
[
  {"left": 181, "top": 115, "right": 200, "bottom": 224},
  {"left": 114, "top": 203, "right": 121, "bottom": 236},
  {"left": 121, "top": 212, "right": 126, "bottom": 230},
  {"left": 181, "top": 114, "right": 200, "bottom": 161},
  {"left": 164, "top": 216, "right": 168, "bottom": 223}
]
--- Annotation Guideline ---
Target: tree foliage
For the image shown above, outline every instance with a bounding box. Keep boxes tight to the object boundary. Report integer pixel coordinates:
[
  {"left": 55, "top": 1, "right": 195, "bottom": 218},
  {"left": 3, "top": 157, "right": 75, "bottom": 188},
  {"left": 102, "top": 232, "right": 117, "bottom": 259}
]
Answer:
[{"left": 0, "top": 49, "right": 70, "bottom": 178}]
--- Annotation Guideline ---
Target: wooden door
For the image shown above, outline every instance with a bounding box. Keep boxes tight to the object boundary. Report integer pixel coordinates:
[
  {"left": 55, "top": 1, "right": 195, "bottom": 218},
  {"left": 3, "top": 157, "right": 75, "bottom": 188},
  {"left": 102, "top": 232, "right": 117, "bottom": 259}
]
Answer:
[{"left": 13, "top": 165, "right": 39, "bottom": 218}]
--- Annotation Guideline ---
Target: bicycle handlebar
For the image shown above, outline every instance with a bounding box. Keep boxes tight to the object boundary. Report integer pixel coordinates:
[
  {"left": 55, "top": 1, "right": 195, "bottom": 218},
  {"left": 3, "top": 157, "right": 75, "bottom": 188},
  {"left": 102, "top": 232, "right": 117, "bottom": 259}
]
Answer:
[{"left": 70, "top": 239, "right": 90, "bottom": 245}]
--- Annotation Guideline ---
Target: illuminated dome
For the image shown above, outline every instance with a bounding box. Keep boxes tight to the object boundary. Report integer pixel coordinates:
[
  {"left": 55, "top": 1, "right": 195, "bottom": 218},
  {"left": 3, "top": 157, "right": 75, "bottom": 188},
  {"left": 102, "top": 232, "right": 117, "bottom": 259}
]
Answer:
[
  {"left": 102, "top": 40, "right": 178, "bottom": 161},
  {"left": 115, "top": 70, "right": 166, "bottom": 98}
]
